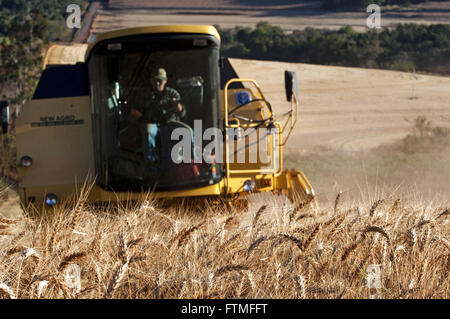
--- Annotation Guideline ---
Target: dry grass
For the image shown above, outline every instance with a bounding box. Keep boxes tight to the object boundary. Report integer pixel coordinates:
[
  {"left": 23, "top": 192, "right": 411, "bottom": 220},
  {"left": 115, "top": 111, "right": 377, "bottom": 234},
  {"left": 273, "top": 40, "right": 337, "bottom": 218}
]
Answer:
[{"left": 0, "top": 187, "right": 448, "bottom": 299}]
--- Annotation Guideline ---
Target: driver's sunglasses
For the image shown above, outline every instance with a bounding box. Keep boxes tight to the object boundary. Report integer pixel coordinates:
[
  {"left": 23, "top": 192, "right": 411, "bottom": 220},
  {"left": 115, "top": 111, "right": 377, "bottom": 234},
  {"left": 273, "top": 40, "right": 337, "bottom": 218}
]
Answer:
[{"left": 152, "top": 78, "right": 164, "bottom": 84}]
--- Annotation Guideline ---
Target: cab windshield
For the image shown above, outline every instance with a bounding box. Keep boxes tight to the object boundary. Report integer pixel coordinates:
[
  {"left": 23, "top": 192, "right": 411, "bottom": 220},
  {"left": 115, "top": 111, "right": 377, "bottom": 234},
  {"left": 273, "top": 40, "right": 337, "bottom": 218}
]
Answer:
[{"left": 88, "top": 35, "right": 221, "bottom": 191}]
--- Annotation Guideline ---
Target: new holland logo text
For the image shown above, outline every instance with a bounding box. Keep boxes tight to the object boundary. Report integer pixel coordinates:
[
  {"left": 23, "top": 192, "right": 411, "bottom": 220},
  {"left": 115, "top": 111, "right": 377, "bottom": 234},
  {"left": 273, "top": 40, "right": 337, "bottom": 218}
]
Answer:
[{"left": 31, "top": 115, "right": 84, "bottom": 127}]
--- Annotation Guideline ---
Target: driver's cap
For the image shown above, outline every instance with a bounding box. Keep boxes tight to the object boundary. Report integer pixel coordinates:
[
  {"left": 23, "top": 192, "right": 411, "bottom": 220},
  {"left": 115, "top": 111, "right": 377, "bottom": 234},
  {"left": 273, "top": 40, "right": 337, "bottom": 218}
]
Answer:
[{"left": 152, "top": 68, "right": 167, "bottom": 81}]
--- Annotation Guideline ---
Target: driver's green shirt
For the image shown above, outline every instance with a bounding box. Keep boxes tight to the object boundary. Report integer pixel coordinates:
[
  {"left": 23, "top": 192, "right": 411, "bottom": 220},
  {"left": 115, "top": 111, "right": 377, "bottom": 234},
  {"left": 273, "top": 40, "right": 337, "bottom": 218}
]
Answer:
[{"left": 143, "top": 86, "right": 186, "bottom": 124}]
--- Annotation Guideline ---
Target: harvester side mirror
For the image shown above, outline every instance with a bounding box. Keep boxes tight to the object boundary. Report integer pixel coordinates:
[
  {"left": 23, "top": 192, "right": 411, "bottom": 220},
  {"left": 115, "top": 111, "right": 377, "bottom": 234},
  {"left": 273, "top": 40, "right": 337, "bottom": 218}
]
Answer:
[
  {"left": 0, "top": 100, "right": 10, "bottom": 134},
  {"left": 284, "top": 70, "right": 298, "bottom": 102}
]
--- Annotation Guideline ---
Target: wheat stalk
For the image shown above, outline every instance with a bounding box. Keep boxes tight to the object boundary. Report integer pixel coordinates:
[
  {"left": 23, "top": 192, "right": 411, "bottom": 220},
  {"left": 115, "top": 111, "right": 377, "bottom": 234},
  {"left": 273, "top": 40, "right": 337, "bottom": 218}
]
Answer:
[
  {"left": 48, "top": 214, "right": 62, "bottom": 254},
  {"left": 126, "top": 237, "right": 143, "bottom": 248},
  {"left": 408, "top": 227, "right": 417, "bottom": 246},
  {"left": 291, "top": 196, "right": 314, "bottom": 221},
  {"left": 295, "top": 213, "right": 314, "bottom": 222},
  {"left": 0, "top": 283, "right": 16, "bottom": 299},
  {"left": 295, "top": 275, "right": 306, "bottom": 299},
  {"left": 197, "top": 229, "right": 222, "bottom": 258},
  {"left": 415, "top": 219, "right": 431, "bottom": 229},
  {"left": 6, "top": 246, "right": 26, "bottom": 257},
  {"left": 105, "top": 260, "right": 130, "bottom": 298},
  {"left": 0, "top": 190, "right": 448, "bottom": 299},
  {"left": 10, "top": 231, "right": 25, "bottom": 246},
  {"left": 71, "top": 198, "right": 86, "bottom": 232},
  {"left": 390, "top": 198, "right": 401, "bottom": 212},
  {"left": 369, "top": 199, "right": 384, "bottom": 217},
  {"left": 341, "top": 242, "right": 359, "bottom": 262},
  {"left": 220, "top": 232, "right": 243, "bottom": 251},
  {"left": 0, "top": 217, "right": 16, "bottom": 224},
  {"left": 302, "top": 224, "right": 320, "bottom": 250},
  {"left": 278, "top": 233, "right": 303, "bottom": 251},
  {"left": 435, "top": 209, "right": 448, "bottom": 221},
  {"left": 36, "top": 280, "right": 49, "bottom": 298},
  {"left": 362, "top": 225, "right": 391, "bottom": 245},
  {"left": 58, "top": 252, "right": 86, "bottom": 272},
  {"left": 252, "top": 205, "right": 267, "bottom": 227},
  {"left": 118, "top": 233, "right": 128, "bottom": 264},
  {"left": 334, "top": 192, "right": 342, "bottom": 213},
  {"left": 247, "top": 236, "right": 268, "bottom": 256},
  {"left": 325, "top": 216, "right": 345, "bottom": 239},
  {"left": 214, "top": 264, "right": 249, "bottom": 277},
  {"left": 177, "top": 222, "right": 205, "bottom": 248}
]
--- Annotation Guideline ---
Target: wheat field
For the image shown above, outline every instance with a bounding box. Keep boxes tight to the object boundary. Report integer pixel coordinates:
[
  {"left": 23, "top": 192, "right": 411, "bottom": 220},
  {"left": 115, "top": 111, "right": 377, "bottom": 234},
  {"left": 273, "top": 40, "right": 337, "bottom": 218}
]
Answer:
[{"left": 0, "top": 185, "right": 448, "bottom": 299}]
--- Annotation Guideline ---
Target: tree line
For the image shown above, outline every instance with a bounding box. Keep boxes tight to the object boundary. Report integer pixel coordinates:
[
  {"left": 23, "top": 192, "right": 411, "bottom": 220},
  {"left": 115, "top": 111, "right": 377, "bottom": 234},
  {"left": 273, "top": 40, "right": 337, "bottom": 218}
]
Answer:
[
  {"left": 0, "top": 0, "right": 87, "bottom": 182},
  {"left": 0, "top": 0, "right": 87, "bottom": 105},
  {"left": 0, "top": 0, "right": 87, "bottom": 41},
  {"left": 218, "top": 22, "right": 450, "bottom": 75}
]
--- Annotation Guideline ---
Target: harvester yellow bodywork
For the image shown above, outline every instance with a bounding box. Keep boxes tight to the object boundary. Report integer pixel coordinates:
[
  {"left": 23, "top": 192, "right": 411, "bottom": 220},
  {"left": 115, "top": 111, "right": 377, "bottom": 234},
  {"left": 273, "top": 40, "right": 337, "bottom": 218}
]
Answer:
[{"left": 14, "top": 25, "right": 315, "bottom": 211}]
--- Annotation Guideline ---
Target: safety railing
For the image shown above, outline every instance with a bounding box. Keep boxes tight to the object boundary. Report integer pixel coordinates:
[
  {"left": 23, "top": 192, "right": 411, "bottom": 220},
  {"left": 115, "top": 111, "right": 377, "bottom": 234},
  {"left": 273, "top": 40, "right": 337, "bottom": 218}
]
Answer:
[{"left": 223, "top": 79, "right": 283, "bottom": 191}]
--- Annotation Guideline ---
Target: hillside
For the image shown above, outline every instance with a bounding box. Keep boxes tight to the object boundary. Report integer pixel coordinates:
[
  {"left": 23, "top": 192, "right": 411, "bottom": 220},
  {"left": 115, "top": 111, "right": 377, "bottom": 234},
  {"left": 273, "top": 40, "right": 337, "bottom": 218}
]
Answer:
[
  {"left": 229, "top": 59, "right": 450, "bottom": 153},
  {"left": 91, "top": 0, "right": 450, "bottom": 33}
]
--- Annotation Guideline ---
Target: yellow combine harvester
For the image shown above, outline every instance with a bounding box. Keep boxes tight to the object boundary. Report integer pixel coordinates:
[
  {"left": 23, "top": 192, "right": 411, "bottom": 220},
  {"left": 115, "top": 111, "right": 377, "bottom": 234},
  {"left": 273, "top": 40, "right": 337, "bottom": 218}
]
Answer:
[{"left": 10, "top": 25, "right": 315, "bottom": 210}]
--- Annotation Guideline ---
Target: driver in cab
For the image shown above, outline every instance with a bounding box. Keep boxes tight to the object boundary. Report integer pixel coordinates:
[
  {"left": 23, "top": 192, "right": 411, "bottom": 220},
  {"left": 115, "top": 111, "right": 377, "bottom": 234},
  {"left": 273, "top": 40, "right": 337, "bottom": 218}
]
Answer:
[
  {"left": 127, "top": 67, "right": 186, "bottom": 163},
  {"left": 128, "top": 67, "right": 185, "bottom": 124}
]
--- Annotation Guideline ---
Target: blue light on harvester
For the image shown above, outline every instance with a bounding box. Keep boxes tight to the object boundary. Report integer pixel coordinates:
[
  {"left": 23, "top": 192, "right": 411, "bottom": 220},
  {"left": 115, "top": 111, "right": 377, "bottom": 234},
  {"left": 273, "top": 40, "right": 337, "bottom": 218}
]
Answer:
[
  {"left": 236, "top": 91, "right": 251, "bottom": 106},
  {"left": 243, "top": 180, "right": 256, "bottom": 192},
  {"left": 45, "top": 193, "right": 57, "bottom": 206}
]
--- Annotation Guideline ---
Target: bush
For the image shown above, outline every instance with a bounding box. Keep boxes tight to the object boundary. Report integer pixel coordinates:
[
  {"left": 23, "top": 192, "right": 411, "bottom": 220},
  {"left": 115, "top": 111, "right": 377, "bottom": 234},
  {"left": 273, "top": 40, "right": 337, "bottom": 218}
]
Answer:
[{"left": 400, "top": 116, "right": 450, "bottom": 154}]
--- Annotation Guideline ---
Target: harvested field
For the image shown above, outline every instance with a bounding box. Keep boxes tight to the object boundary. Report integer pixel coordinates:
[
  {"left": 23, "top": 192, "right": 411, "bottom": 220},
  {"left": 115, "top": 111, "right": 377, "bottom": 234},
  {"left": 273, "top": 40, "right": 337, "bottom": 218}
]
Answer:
[{"left": 230, "top": 58, "right": 450, "bottom": 153}]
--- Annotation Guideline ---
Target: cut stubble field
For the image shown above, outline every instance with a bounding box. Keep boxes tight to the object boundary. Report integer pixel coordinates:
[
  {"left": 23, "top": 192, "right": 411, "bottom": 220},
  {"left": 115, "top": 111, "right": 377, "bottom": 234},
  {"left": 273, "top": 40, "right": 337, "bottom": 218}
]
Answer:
[{"left": 92, "top": 0, "right": 450, "bottom": 33}]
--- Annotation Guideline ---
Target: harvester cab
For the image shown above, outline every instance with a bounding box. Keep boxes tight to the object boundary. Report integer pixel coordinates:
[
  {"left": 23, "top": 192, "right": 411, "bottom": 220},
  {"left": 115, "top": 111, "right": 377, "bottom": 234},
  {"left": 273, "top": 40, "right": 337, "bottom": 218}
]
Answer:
[{"left": 15, "top": 25, "right": 315, "bottom": 211}]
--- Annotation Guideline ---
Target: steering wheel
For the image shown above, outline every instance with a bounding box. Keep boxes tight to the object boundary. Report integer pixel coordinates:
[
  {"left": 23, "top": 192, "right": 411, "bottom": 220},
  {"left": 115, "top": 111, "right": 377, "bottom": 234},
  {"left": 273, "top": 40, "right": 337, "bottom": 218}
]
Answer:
[
  {"left": 159, "top": 120, "right": 198, "bottom": 163},
  {"left": 166, "top": 120, "right": 193, "bottom": 137}
]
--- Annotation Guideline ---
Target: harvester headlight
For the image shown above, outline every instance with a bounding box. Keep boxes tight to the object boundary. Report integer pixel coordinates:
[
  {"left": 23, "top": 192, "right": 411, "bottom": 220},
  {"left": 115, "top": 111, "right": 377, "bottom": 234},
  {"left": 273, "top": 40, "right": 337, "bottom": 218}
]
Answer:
[
  {"left": 20, "top": 156, "right": 33, "bottom": 167},
  {"left": 243, "top": 180, "right": 256, "bottom": 193},
  {"left": 45, "top": 193, "right": 57, "bottom": 206}
]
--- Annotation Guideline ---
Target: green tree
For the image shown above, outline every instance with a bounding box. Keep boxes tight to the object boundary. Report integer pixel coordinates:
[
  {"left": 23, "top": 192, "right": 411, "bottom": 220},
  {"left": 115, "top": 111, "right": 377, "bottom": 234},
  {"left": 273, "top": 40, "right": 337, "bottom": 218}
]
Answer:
[{"left": 0, "top": 8, "right": 48, "bottom": 110}]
